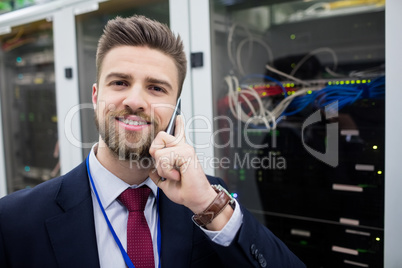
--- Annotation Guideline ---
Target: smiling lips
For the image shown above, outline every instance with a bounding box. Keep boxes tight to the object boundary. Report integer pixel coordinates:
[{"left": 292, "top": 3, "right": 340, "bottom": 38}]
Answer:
[{"left": 116, "top": 115, "right": 150, "bottom": 131}]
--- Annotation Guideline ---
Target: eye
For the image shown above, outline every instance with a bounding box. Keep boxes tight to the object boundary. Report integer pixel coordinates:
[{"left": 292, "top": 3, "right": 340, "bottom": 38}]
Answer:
[
  {"left": 149, "top": 85, "right": 165, "bottom": 93},
  {"left": 111, "top": 80, "right": 128, "bottom": 87}
]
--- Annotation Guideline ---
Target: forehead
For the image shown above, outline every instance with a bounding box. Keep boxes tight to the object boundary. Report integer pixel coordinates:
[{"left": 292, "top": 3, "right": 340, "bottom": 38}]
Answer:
[{"left": 99, "top": 46, "right": 179, "bottom": 89}]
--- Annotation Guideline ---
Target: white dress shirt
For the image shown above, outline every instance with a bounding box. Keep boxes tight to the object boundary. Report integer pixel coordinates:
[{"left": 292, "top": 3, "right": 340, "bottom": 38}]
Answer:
[{"left": 88, "top": 144, "right": 243, "bottom": 268}]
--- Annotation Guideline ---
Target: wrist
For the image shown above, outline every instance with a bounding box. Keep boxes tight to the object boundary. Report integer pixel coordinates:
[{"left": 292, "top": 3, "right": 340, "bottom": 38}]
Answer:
[
  {"left": 192, "top": 185, "right": 235, "bottom": 228},
  {"left": 191, "top": 187, "right": 218, "bottom": 214}
]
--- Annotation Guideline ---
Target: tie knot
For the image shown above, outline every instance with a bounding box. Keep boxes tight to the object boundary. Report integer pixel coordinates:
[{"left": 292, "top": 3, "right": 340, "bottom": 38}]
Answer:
[{"left": 118, "top": 186, "right": 151, "bottom": 212}]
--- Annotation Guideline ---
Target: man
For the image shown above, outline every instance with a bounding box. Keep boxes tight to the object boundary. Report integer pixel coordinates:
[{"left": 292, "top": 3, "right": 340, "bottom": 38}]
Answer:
[{"left": 0, "top": 15, "right": 305, "bottom": 268}]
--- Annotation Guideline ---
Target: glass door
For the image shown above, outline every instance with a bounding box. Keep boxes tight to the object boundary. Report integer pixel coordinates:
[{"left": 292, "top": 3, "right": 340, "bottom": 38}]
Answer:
[
  {"left": 0, "top": 19, "right": 59, "bottom": 193},
  {"left": 209, "top": 0, "right": 385, "bottom": 267}
]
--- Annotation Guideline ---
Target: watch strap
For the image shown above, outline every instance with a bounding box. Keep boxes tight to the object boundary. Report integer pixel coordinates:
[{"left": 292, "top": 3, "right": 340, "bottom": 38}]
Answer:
[{"left": 192, "top": 185, "right": 234, "bottom": 227}]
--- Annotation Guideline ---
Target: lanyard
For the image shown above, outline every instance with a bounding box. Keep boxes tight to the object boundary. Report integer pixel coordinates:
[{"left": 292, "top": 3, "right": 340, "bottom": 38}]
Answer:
[{"left": 86, "top": 155, "right": 162, "bottom": 268}]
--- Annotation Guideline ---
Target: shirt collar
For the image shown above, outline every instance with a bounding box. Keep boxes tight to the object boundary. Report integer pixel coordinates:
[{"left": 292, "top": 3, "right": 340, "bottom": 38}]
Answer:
[{"left": 88, "top": 143, "right": 158, "bottom": 209}]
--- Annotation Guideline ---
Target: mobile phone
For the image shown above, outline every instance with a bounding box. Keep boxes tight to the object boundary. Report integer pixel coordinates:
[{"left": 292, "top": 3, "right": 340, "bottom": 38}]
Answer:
[
  {"left": 160, "top": 98, "right": 181, "bottom": 181},
  {"left": 165, "top": 97, "right": 181, "bottom": 135}
]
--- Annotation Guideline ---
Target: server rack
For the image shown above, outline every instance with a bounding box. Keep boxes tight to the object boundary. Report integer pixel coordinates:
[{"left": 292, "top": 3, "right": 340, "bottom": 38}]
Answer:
[{"left": 209, "top": 1, "right": 385, "bottom": 267}]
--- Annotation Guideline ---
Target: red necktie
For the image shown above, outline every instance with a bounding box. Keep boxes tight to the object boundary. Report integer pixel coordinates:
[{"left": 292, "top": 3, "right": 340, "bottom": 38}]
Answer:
[{"left": 118, "top": 186, "right": 155, "bottom": 268}]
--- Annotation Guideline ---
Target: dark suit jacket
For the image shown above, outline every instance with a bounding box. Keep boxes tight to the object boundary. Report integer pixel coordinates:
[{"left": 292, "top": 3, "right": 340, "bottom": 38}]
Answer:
[{"left": 0, "top": 161, "right": 305, "bottom": 268}]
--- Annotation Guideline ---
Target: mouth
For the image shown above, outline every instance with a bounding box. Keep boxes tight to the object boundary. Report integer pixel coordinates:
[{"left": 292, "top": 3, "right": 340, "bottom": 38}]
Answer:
[
  {"left": 115, "top": 115, "right": 151, "bottom": 131},
  {"left": 117, "top": 118, "right": 150, "bottom": 126}
]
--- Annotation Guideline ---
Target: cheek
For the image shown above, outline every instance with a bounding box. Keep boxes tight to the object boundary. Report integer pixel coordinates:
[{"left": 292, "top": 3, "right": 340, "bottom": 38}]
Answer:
[
  {"left": 97, "top": 94, "right": 121, "bottom": 114},
  {"left": 156, "top": 107, "right": 175, "bottom": 129}
]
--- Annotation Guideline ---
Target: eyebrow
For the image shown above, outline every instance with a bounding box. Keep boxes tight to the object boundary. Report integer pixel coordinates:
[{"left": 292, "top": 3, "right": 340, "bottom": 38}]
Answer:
[
  {"left": 104, "top": 72, "right": 133, "bottom": 81},
  {"left": 145, "top": 77, "right": 173, "bottom": 92}
]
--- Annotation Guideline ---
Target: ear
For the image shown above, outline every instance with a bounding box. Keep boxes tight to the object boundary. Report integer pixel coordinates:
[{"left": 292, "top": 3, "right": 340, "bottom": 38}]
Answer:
[{"left": 92, "top": 83, "right": 98, "bottom": 109}]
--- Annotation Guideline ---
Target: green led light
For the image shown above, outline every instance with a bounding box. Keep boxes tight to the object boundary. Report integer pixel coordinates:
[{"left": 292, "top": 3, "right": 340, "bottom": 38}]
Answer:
[
  {"left": 357, "top": 80, "right": 361, "bottom": 84},
  {"left": 362, "top": 80, "right": 367, "bottom": 83},
  {"left": 357, "top": 249, "right": 368, "bottom": 253},
  {"left": 290, "top": 34, "right": 296, "bottom": 40},
  {"left": 351, "top": 80, "right": 355, "bottom": 84},
  {"left": 307, "top": 90, "right": 312, "bottom": 94},
  {"left": 377, "top": 170, "right": 382, "bottom": 175},
  {"left": 376, "top": 237, "right": 381, "bottom": 242},
  {"left": 28, "top": 112, "right": 35, "bottom": 122},
  {"left": 340, "top": 81, "right": 344, "bottom": 85},
  {"left": 373, "top": 145, "right": 378, "bottom": 150},
  {"left": 328, "top": 81, "right": 332, "bottom": 85},
  {"left": 299, "top": 240, "right": 308, "bottom": 246}
]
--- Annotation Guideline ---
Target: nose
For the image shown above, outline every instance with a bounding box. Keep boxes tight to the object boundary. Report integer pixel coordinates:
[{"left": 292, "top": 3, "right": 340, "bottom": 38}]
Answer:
[{"left": 122, "top": 84, "right": 149, "bottom": 112}]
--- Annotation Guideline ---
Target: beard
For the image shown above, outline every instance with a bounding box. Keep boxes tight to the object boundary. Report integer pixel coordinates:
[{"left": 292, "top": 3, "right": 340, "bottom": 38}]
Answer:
[{"left": 94, "top": 106, "right": 160, "bottom": 161}]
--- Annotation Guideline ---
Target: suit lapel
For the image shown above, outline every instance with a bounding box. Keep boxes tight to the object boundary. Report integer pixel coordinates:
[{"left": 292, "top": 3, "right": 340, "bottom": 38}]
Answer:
[
  {"left": 159, "top": 190, "right": 194, "bottom": 267},
  {"left": 45, "top": 162, "right": 100, "bottom": 268}
]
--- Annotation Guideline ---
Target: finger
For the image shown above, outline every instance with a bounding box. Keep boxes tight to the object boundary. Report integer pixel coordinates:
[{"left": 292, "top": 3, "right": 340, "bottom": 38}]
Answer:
[
  {"left": 148, "top": 168, "right": 162, "bottom": 186},
  {"left": 153, "top": 149, "right": 181, "bottom": 181},
  {"left": 149, "top": 132, "right": 177, "bottom": 158}
]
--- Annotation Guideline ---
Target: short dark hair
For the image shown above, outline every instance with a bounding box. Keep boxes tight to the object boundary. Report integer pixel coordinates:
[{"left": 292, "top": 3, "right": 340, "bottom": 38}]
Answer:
[{"left": 96, "top": 15, "right": 187, "bottom": 97}]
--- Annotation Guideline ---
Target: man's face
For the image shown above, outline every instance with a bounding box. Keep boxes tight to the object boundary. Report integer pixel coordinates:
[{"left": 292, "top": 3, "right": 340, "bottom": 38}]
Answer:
[{"left": 92, "top": 45, "right": 179, "bottom": 160}]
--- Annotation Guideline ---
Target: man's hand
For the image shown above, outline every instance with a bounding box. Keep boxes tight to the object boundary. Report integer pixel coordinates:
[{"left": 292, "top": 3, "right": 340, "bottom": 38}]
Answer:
[
  {"left": 148, "top": 115, "right": 217, "bottom": 214},
  {"left": 149, "top": 115, "right": 235, "bottom": 231}
]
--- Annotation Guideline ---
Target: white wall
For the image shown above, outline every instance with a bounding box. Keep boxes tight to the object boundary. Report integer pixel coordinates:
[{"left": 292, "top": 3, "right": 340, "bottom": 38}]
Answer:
[
  {"left": 53, "top": 6, "right": 83, "bottom": 175},
  {"left": 385, "top": 0, "right": 402, "bottom": 266},
  {"left": 0, "top": 102, "right": 6, "bottom": 197}
]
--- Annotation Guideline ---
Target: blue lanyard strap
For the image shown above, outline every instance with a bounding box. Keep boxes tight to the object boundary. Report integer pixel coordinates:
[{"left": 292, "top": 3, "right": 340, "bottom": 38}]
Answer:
[{"left": 86, "top": 155, "right": 162, "bottom": 268}]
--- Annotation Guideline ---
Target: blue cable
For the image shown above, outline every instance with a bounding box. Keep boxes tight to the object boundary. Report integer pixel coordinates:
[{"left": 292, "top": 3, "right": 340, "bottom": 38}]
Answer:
[{"left": 283, "top": 76, "right": 385, "bottom": 116}]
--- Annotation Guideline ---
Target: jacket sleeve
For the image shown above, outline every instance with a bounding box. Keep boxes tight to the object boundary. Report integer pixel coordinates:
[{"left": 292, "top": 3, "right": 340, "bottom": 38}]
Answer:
[{"left": 206, "top": 176, "right": 306, "bottom": 268}]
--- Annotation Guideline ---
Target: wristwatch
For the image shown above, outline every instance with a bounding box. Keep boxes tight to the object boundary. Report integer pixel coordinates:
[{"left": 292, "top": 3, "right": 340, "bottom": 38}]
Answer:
[{"left": 192, "top": 184, "right": 236, "bottom": 227}]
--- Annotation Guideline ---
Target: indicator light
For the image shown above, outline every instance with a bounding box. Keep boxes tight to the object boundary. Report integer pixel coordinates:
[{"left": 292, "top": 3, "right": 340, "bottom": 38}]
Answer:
[
  {"left": 377, "top": 170, "right": 382, "bottom": 175},
  {"left": 373, "top": 145, "right": 378, "bottom": 150},
  {"left": 299, "top": 240, "right": 308, "bottom": 246}
]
